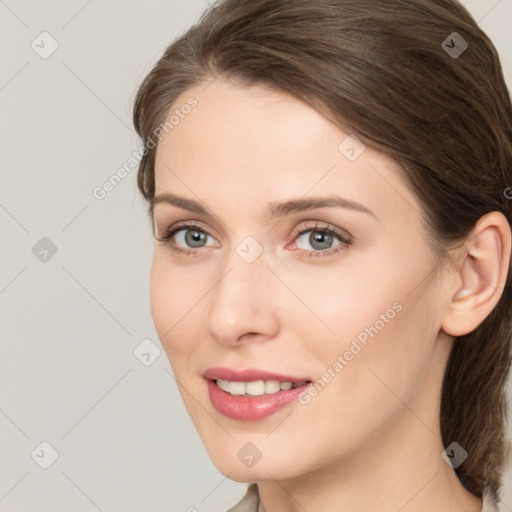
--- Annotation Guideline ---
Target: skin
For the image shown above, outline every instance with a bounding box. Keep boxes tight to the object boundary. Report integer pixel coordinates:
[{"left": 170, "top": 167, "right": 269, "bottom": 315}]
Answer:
[{"left": 149, "top": 76, "right": 511, "bottom": 512}]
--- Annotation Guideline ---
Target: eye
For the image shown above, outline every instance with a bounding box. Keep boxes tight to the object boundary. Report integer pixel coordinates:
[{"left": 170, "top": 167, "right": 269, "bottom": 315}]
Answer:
[
  {"left": 290, "top": 222, "right": 352, "bottom": 257},
  {"left": 174, "top": 226, "right": 212, "bottom": 248},
  {"left": 155, "top": 221, "right": 352, "bottom": 258},
  {"left": 155, "top": 223, "right": 216, "bottom": 255}
]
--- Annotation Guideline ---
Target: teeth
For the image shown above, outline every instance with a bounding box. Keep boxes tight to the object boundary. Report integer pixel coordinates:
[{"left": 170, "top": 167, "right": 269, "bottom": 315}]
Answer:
[
  {"left": 216, "top": 379, "right": 230, "bottom": 392},
  {"left": 266, "top": 380, "right": 281, "bottom": 393},
  {"left": 246, "top": 380, "right": 265, "bottom": 396},
  {"left": 215, "top": 379, "right": 305, "bottom": 396},
  {"left": 229, "top": 381, "right": 246, "bottom": 396}
]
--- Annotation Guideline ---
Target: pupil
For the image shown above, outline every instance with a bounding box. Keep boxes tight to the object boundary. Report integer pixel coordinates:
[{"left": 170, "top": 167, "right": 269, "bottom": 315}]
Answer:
[
  {"left": 186, "top": 230, "right": 205, "bottom": 247},
  {"left": 311, "top": 231, "right": 332, "bottom": 250}
]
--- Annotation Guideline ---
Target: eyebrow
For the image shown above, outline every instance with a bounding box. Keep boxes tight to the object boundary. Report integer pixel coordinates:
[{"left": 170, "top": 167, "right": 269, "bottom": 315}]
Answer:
[{"left": 151, "top": 193, "right": 376, "bottom": 219}]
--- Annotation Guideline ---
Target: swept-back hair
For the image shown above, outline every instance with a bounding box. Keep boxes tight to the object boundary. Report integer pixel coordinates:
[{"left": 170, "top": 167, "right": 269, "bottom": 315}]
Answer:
[{"left": 133, "top": 0, "right": 512, "bottom": 501}]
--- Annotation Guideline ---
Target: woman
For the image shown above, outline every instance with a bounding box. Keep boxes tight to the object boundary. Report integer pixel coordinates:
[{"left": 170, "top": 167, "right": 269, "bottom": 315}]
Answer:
[{"left": 132, "top": 0, "right": 512, "bottom": 510}]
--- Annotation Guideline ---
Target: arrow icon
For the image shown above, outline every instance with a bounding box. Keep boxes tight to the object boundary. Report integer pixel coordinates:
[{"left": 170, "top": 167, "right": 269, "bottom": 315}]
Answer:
[
  {"left": 338, "top": 134, "right": 365, "bottom": 161},
  {"left": 31, "top": 441, "right": 59, "bottom": 469},
  {"left": 134, "top": 338, "right": 161, "bottom": 366},
  {"left": 441, "top": 32, "right": 468, "bottom": 59},
  {"left": 237, "top": 442, "right": 263, "bottom": 467},
  {"left": 236, "top": 236, "right": 263, "bottom": 263},
  {"left": 441, "top": 441, "right": 468, "bottom": 469},
  {"left": 32, "top": 237, "right": 58, "bottom": 263},
  {"left": 31, "top": 31, "right": 59, "bottom": 59}
]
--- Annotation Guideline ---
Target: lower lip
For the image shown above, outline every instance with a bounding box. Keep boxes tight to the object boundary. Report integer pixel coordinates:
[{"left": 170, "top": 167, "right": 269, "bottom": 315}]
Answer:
[{"left": 206, "top": 379, "right": 310, "bottom": 421}]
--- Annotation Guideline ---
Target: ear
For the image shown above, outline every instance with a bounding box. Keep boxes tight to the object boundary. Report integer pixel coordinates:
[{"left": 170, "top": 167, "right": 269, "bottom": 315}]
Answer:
[{"left": 441, "top": 211, "right": 511, "bottom": 337}]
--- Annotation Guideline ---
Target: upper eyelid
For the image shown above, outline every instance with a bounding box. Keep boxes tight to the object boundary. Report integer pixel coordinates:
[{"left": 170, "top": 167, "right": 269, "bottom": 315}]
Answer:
[
  {"left": 292, "top": 224, "right": 352, "bottom": 247},
  {"left": 160, "top": 221, "right": 351, "bottom": 245}
]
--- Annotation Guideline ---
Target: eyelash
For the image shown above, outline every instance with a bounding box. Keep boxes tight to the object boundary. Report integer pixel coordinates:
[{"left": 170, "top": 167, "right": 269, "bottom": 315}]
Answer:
[{"left": 155, "top": 221, "right": 352, "bottom": 258}]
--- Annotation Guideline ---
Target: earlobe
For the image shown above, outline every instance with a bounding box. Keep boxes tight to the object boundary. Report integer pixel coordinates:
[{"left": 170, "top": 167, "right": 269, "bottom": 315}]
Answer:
[{"left": 441, "top": 212, "right": 511, "bottom": 338}]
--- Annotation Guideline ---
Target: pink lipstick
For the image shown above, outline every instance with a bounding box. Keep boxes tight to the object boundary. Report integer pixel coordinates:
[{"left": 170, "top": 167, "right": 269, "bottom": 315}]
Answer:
[{"left": 203, "top": 367, "right": 312, "bottom": 421}]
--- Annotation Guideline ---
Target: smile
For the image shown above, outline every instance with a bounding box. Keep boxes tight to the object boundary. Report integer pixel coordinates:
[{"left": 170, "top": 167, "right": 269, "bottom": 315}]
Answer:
[
  {"left": 215, "top": 378, "right": 308, "bottom": 396},
  {"left": 203, "top": 367, "right": 312, "bottom": 421}
]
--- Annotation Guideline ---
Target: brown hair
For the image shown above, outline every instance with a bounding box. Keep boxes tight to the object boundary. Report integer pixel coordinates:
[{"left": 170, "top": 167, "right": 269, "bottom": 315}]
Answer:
[{"left": 132, "top": 0, "right": 512, "bottom": 501}]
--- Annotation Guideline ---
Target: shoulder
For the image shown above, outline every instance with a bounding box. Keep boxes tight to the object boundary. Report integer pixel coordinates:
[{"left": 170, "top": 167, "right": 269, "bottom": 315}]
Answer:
[{"left": 481, "top": 487, "right": 507, "bottom": 512}]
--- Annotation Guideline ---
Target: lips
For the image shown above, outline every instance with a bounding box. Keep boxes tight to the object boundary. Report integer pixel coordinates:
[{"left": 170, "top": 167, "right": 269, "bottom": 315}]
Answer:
[
  {"left": 202, "top": 367, "right": 311, "bottom": 383},
  {"left": 203, "top": 367, "right": 313, "bottom": 421}
]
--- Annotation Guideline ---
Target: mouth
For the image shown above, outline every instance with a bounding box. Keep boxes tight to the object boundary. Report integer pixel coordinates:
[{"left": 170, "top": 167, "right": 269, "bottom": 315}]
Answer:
[
  {"left": 202, "top": 367, "right": 313, "bottom": 421},
  {"left": 214, "top": 378, "right": 309, "bottom": 396}
]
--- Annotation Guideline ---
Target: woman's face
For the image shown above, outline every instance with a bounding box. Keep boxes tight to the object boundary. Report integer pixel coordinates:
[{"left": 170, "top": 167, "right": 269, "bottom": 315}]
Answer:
[{"left": 150, "top": 77, "right": 453, "bottom": 481}]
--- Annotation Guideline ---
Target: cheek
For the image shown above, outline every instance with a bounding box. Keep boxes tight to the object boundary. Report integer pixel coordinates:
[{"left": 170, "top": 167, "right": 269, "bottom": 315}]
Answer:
[
  {"left": 279, "top": 257, "right": 402, "bottom": 346},
  {"left": 330, "top": 287, "right": 437, "bottom": 412},
  {"left": 149, "top": 253, "right": 202, "bottom": 359},
  {"left": 149, "top": 256, "right": 171, "bottom": 340},
  {"left": 300, "top": 249, "right": 439, "bottom": 401},
  {"left": 289, "top": 299, "right": 436, "bottom": 471}
]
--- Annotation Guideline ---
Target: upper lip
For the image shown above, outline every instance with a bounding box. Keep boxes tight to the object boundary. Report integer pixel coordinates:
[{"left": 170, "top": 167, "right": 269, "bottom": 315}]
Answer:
[{"left": 203, "top": 367, "right": 312, "bottom": 383}]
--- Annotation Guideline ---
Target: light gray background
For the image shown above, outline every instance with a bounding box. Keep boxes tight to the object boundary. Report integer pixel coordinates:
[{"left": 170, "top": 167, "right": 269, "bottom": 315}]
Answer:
[{"left": 1, "top": 1, "right": 511, "bottom": 511}]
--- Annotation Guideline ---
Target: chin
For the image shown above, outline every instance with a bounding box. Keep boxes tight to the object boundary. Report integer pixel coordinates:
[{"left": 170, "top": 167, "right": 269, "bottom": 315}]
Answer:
[{"left": 207, "top": 447, "right": 301, "bottom": 483}]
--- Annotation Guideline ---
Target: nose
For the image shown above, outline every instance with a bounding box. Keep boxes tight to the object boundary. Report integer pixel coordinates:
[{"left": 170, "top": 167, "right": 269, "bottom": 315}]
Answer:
[{"left": 206, "top": 252, "right": 280, "bottom": 347}]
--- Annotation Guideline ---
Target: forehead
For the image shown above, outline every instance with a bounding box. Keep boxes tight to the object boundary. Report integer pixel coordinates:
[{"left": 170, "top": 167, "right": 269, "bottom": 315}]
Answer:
[
  {"left": 155, "top": 78, "right": 338, "bottom": 171},
  {"left": 153, "top": 77, "right": 420, "bottom": 225}
]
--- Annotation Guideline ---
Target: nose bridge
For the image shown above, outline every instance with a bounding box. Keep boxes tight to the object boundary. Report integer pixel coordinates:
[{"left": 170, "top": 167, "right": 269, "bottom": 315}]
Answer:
[{"left": 207, "top": 239, "right": 279, "bottom": 345}]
